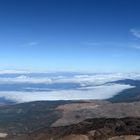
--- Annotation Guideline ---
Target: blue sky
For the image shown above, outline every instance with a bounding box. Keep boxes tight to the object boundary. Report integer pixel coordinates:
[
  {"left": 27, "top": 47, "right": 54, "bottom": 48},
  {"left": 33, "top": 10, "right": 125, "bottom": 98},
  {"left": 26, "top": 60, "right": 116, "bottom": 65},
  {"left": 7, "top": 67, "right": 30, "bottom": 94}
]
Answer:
[{"left": 0, "top": 0, "right": 140, "bottom": 72}]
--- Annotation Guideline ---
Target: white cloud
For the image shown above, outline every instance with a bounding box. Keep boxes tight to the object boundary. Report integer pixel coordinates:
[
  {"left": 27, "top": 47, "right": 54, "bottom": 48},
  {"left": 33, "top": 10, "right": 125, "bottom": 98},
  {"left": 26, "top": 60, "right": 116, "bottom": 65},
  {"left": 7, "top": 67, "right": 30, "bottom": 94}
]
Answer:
[
  {"left": 0, "top": 84, "right": 134, "bottom": 103},
  {"left": 0, "top": 70, "right": 29, "bottom": 74},
  {"left": 131, "top": 45, "right": 140, "bottom": 49},
  {"left": 0, "top": 73, "right": 139, "bottom": 85},
  {"left": 84, "top": 42, "right": 126, "bottom": 48},
  {"left": 22, "top": 42, "right": 39, "bottom": 47},
  {"left": 0, "top": 76, "right": 52, "bottom": 84},
  {"left": 130, "top": 28, "right": 140, "bottom": 38},
  {"left": 28, "top": 42, "right": 39, "bottom": 46},
  {"left": 0, "top": 72, "right": 138, "bottom": 102},
  {"left": 129, "top": 29, "right": 140, "bottom": 50}
]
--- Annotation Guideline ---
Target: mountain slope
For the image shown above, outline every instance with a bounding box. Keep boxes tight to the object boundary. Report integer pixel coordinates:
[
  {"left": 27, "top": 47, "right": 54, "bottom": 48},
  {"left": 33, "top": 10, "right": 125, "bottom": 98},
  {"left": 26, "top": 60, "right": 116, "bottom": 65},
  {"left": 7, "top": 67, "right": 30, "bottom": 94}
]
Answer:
[{"left": 5, "top": 117, "right": 140, "bottom": 140}]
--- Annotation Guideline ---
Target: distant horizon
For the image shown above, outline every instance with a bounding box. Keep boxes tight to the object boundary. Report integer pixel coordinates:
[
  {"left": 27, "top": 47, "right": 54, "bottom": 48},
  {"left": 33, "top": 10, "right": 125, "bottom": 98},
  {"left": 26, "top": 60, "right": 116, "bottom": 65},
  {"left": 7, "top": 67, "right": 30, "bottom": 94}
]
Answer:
[{"left": 0, "top": 69, "right": 140, "bottom": 74}]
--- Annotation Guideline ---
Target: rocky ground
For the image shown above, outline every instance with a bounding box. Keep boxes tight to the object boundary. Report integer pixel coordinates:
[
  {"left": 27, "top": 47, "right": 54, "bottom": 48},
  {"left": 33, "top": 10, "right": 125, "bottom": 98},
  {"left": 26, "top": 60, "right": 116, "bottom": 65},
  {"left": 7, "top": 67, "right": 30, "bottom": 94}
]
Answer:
[
  {"left": 4, "top": 117, "right": 140, "bottom": 140},
  {"left": 0, "top": 100, "right": 139, "bottom": 139}
]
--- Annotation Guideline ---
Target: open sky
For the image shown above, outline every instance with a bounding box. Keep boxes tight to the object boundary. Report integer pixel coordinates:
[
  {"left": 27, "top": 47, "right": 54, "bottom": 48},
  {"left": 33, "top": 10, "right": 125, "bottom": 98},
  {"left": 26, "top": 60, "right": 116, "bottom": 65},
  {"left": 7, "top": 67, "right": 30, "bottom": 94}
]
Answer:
[{"left": 0, "top": 0, "right": 140, "bottom": 72}]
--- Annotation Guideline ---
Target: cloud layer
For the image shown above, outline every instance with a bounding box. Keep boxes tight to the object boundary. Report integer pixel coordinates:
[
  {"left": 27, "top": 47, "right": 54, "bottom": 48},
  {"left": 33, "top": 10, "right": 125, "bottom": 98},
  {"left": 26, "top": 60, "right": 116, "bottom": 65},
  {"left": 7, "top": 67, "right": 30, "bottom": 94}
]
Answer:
[
  {"left": 0, "top": 72, "right": 137, "bottom": 103},
  {"left": 0, "top": 84, "right": 133, "bottom": 103},
  {"left": 0, "top": 72, "right": 140, "bottom": 84}
]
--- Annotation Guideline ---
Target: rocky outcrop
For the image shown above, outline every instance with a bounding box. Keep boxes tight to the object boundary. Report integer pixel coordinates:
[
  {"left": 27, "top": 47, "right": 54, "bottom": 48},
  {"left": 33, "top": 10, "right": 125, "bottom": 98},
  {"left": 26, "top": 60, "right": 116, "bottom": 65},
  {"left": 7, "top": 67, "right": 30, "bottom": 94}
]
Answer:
[
  {"left": 5, "top": 117, "right": 140, "bottom": 140},
  {"left": 108, "top": 135, "right": 140, "bottom": 140}
]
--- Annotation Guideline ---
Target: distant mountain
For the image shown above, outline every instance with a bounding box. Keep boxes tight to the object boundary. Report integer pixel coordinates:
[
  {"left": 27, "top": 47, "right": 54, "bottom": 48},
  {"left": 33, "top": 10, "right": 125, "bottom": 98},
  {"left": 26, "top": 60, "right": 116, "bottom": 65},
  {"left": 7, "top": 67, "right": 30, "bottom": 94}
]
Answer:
[{"left": 109, "top": 79, "right": 140, "bottom": 102}]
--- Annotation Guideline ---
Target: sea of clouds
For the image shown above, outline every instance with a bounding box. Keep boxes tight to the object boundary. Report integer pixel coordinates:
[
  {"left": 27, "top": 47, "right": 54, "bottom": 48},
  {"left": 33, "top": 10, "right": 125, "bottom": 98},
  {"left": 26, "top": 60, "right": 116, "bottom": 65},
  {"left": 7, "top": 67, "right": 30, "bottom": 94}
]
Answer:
[{"left": 0, "top": 72, "right": 138, "bottom": 103}]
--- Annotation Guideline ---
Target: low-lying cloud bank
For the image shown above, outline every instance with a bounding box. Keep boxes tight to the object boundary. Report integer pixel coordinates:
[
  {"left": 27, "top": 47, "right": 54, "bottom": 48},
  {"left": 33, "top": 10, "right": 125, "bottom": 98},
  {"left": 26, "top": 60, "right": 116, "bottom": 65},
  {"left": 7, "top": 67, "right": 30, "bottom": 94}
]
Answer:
[
  {"left": 0, "top": 72, "right": 137, "bottom": 102},
  {"left": 0, "top": 84, "right": 134, "bottom": 103}
]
